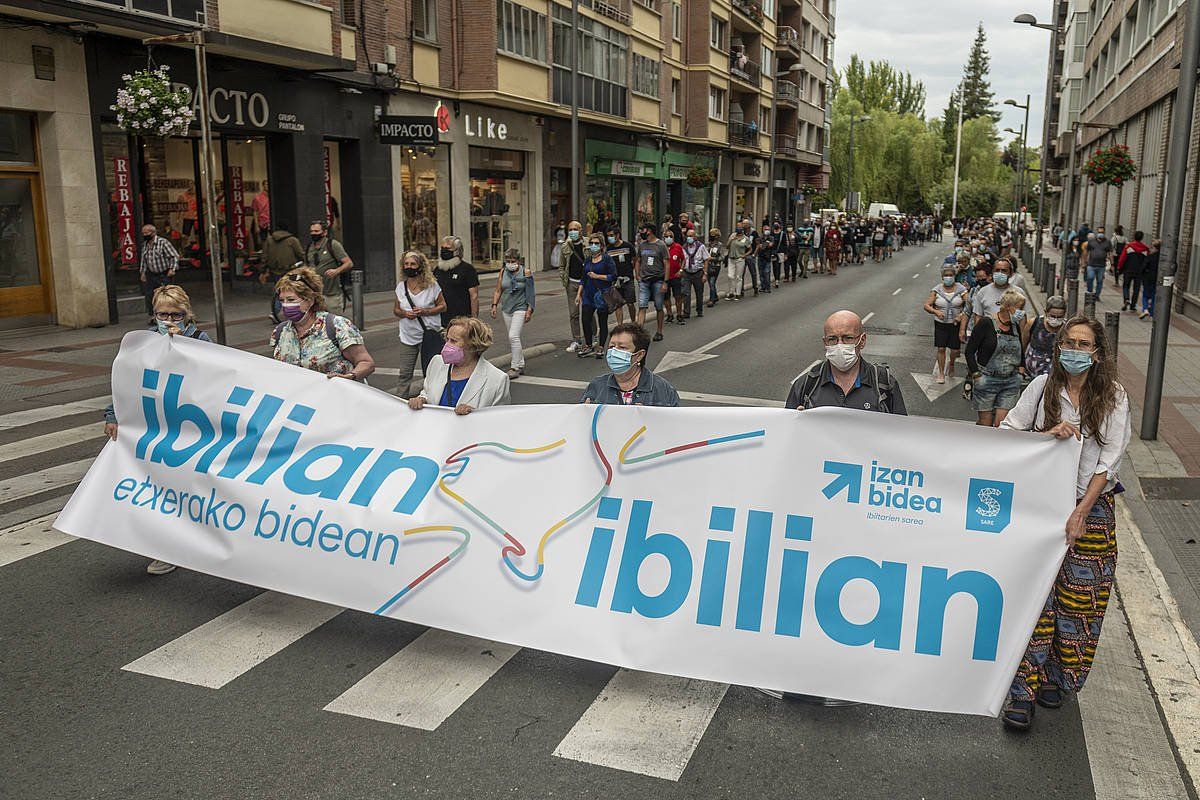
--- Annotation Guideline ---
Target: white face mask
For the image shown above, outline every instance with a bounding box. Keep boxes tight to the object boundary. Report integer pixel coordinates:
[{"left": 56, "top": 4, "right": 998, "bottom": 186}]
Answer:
[
  {"left": 825, "top": 342, "right": 860, "bottom": 372},
  {"left": 1044, "top": 316, "right": 1065, "bottom": 328}
]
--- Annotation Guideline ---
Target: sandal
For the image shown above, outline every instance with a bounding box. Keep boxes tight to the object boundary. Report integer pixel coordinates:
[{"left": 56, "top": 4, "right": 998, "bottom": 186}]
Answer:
[
  {"left": 1036, "top": 685, "right": 1064, "bottom": 709},
  {"left": 1001, "top": 699, "right": 1035, "bottom": 730}
]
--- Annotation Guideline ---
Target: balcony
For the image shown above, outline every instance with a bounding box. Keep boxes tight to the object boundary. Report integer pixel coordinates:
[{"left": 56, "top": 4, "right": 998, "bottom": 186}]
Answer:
[
  {"left": 774, "top": 134, "right": 798, "bottom": 158},
  {"left": 776, "top": 80, "right": 800, "bottom": 106},
  {"left": 731, "top": 0, "right": 765, "bottom": 25},
  {"left": 729, "top": 53, "right": 761, "bottom": 85},
  {"left": 728, "top": 121, "right": 759, "bottom": 149},
  {"left": 777, "top": 26, "right": 802, "bottom": 56}
]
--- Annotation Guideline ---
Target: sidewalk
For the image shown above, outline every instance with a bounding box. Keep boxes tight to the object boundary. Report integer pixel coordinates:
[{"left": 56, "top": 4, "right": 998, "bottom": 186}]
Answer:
[{"left": 1021, "top": 240, "right": 1200, "bottom": 643}]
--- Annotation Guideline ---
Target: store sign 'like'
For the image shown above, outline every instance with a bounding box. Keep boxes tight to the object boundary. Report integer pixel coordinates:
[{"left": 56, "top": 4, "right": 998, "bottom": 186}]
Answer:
[{"left": 378, "top": 116, "right": 440, "bottom": 146}]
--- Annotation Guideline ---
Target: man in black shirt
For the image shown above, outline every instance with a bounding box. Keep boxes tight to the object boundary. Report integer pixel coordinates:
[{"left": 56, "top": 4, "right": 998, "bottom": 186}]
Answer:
[
  {"left": 435, "top": 234, "right": 480, "bottom": 320},
  {"left": 606, "top": 228, "right": 636, "bottom": 323},
  {"left": 756, "top": 222, "right": 776, "bottom": 293}
]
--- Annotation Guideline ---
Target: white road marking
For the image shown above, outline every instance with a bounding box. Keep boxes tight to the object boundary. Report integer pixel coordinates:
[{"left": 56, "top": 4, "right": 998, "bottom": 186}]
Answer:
[
  {"left": 0, "top": 459, "right": 93, "bottom": 505},
  {"left": 0, "top": 514, "right": 74, "bottom": 568},
  {"left": 553, "top": 669, "right": 728, "bottom": 781},
  {"left": 913, "top": 273, "right": 921, "bottom": 279},
  {"left": 693, "top": 328, "right": 748, "bottom": 354},
  {"left": 0, "top": 396, "right": 111, "bottom": 430},
  {"left": 325, "top": 628, "right": 520, "bottom": 730},
  {"left": 513, "top": 375, "right": 782, "bottom": 407},
  {"left": 122, "top": 591, "right": 342, "bottom": 689},
  {"left": 892, "top": 287, "right": 903, "bottom": 296},
  {"left": 862, "top": 312, "right": 875, "bottom": 324},
  {"left": 910, "top": 373, "right": 965, "bottom": 403},
  {"left": 656, "top": 329, "right": 749, "bottom": 373},
  {"left": 0, "top": 423, "right": 105, "bottom": 465}
]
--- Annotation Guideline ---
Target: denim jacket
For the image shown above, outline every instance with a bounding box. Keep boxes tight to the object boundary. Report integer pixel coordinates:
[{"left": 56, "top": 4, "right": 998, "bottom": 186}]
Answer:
[{"left": 580, "top": 368, "right": 680, "bottom": 407}]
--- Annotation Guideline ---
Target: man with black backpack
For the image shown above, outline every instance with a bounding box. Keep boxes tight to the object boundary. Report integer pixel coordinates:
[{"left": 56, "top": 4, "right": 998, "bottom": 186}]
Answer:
[
  {"left": 306, "top": 220, "right": 353, "bottom": 310},
  {"left": 785, "top": 309, "right": 907, "bottom": 414}
]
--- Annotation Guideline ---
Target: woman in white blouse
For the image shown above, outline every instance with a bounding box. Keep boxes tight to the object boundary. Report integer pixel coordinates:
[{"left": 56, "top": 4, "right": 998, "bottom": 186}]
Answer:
[
  {"left": 998, "top": 316, "right": 1131, "bottom": 731},
  {"left": 408, "top": 316, "right": 510, "bottom": 414}
]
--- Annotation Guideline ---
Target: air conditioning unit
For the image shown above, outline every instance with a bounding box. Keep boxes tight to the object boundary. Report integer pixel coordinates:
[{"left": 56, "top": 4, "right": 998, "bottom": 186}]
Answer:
[{"left": 372, "top": 62, "right": 390, "bottom": 75}]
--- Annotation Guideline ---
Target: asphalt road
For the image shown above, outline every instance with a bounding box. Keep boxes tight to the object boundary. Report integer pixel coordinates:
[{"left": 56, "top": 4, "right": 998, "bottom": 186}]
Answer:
[{"left": 0, "top": 239, "right": 1171, "bottom": 800}]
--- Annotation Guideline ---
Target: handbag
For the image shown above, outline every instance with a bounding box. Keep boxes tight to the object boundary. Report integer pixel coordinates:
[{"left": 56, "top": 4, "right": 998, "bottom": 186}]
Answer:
[{"left": 403, "top": 283, "right": 445, "bottom": 371}]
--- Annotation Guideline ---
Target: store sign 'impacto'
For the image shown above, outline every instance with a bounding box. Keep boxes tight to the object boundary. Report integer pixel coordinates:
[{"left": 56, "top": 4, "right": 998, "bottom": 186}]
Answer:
[{"left": 378, "top": 116, "right": 440, "bottom": 146}]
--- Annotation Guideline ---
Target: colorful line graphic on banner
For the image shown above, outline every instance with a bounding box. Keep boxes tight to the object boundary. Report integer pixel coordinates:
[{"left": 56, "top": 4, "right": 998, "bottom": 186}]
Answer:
[{"left": 374, "top": 525, "right": 471, "bottom": 614}]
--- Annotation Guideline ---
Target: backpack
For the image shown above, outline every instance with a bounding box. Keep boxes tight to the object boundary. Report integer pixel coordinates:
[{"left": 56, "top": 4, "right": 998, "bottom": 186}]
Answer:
[
  {"left": 273, "top": 313, "right": 363, "bottom": 376},
  {"left": 790, "top": 361, "right": 895, "bottom": 412}
]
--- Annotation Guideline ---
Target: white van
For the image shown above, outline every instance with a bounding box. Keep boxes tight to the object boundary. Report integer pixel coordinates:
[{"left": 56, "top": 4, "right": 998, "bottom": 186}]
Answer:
[{"left": 867, "top": 202, "right": 901, "bottom": 219}]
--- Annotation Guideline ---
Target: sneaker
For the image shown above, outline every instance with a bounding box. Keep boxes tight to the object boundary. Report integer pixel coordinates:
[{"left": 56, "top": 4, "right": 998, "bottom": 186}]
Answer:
[
  {"left": 665, "top": 314, "right": 675, "bottom": 323},
  {"left": 506, "top": 367, "right": 522, "bottom": 379},
  {"left": 676, "top": 318, "right": 686, "bottom": 326},
  {"left": 652, "top": 332, "right": 663, "bottom": 342},
  {"left": 576, "top": 345, "right": 593, "bottom": 357},
  {"left": 566, "top": 341, "right": 579, "bottom": 353},
  {"left": 1140, "top": 309, "right": 1150, "bottom": 319},
  {"left": 774, "top": 279, "right": 780, "bottom": 288},
  {"left": 594, "top": 349, "right": 604, "bottom": 359},
  {"left": 696, "top": 310, "right": 703, "bottom": 317},
  {"left": 147, "top": 560, "right": 176, "bottom": 575}
]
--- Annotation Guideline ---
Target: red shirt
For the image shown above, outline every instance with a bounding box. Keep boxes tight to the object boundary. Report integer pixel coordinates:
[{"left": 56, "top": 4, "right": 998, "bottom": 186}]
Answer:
[{"left": 667, "top": 242, "right": 685, "bottom": 280}]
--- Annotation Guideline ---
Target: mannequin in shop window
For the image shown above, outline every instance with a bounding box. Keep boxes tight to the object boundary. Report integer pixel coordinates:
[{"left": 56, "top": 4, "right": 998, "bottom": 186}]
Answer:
[{"left": 252, "top": 179, "right": 271, "bottom": 248}]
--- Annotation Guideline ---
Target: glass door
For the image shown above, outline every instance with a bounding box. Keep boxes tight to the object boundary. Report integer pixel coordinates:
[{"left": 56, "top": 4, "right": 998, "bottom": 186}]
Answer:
[{"left": 0, "top": 111, "right": 51, "bottom": 319}]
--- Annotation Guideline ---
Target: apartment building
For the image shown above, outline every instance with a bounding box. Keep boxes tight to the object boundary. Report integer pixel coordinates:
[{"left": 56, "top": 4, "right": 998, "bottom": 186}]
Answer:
[{"left": 1050, "top": 0, "right": 1200, "bottom": 320}]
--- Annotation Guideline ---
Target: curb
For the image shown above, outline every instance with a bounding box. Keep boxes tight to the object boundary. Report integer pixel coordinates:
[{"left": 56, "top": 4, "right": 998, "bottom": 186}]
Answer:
[{"left": 488, "top": 341, "right": 559, "bottom": 369}]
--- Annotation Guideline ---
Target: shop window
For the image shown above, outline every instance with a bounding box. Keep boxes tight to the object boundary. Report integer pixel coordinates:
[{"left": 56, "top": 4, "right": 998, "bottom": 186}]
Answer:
[
  {"left": 634, "top": 179, "right": 656, "bottom": 230},
  {"left": 322, "top": 141, "right": 345, "bottom": 244},
  {"left": 469, "top": 147, "right": 526, "bottom": 269},
  {"left": 401, "top": 144, "right": 452, "bottom": 260},
  {"left": 224, "top": 136, "right": 269, "bottom": 273},
  {"left": 0, "top": 113, "right": 36, "bottom": 165}
]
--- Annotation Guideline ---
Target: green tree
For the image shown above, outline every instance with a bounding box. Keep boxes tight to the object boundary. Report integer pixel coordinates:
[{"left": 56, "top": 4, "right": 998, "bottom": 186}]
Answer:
[
  {"left": 961, "top": 24, "right": 999, "bottom": 123},
  {"left": 835, "top": 55, "right": 928, "bottom": 118}
]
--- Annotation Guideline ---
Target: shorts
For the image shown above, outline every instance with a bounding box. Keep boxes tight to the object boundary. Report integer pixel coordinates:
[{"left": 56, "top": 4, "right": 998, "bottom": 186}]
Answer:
[
  {"left": 667, "top": 276, "right": 683, "bottom": 298},
  {"left": 638, "top": 277, "right": 665, "bottom": 311},
  {"left": 973, "top": 372, "right": 1021, "bottom": 412},
  {"left": 933, "top": 321, "right": 961, "bottom": 350}
]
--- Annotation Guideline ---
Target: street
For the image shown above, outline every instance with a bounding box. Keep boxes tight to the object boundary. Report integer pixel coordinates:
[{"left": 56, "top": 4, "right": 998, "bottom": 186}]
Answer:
[{"left": 0, "top": 241, "right": 1192, "bottom": 800}]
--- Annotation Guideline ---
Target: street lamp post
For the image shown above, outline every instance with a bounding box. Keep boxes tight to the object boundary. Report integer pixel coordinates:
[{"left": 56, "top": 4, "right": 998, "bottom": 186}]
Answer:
[
  {"left": 846, "top": 113, "right": 869, "bottom": 213},
  {"left": 1004, "top": 95, "right": 1030, "bottom": 229},
  {"left": 766, "top": 64, "right": 803, "bottom": 225},
  {"left": 570, "top": 0, "right": 580, "bottom": 226},
  {"left": 1013, "top": 14, "right": 1060, "bottom": 276},
  {"left": 1004, "top": 126, "right": 1024, "bottom": 222}
]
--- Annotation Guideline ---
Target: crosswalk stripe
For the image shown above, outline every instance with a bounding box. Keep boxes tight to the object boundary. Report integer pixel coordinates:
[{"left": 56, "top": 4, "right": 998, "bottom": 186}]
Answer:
[
  {"left": 122, "top": 591, "right": 343, "bottom": 689},
  {"left": 324, "top": 628, "right": 521, "bottom": 730},
  {"left": 0, "top": 458, "right": 93, "bottom": 505},
  {"left": 553, "top": 669, "right": 728, "bottom": 781},
  {"left": 0, "top": 514, "right": 74, "bottom": 568},
  {"left": 0, "top": 396, "right": 111, "bottom": 430},
  {"left": 0, "top": 423, "right": 105, "bottom": 465}
]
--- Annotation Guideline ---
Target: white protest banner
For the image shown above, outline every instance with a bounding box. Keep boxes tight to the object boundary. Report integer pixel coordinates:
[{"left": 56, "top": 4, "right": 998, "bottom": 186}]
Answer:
[{"left": 55, "top": 333, "right": 1078, "bottom": 715}]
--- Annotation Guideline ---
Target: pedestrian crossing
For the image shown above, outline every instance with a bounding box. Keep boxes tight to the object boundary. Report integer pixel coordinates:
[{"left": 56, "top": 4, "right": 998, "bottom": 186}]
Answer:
[{"left": 0, "top": 391, "right": 740, "bottom": 782}]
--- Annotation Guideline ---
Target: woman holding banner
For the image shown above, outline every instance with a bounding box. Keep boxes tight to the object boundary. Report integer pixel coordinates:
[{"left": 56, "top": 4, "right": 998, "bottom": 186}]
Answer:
[
  {"left": 408, "top": 316, "right": 510, "bottom": 414},
  {"left": 270, "top": 268, "right": 375, "bottom": 381},
  {"left": 998, "top": 316, "right": 1130, "bottom": 731}
]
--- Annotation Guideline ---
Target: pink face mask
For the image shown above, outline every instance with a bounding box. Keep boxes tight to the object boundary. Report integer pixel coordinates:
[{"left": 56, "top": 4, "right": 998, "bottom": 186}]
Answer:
[{"left": 441, "top": 343, "right": 465, "bottom": 365}]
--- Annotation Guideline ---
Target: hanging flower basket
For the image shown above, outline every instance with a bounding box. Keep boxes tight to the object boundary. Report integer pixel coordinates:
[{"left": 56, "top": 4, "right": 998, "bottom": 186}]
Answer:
[
  {"left": 798, "top": 184, "right": 818, "bottom": 196},
  {"left": 686, "top": 164, "right": 715, "bottom": 189},
  {"left": 111, "top": 66, "right": 194, "bottom": 138},
  {"left": 1082, "top": 145, "right": 1136, "bottom": 186}
]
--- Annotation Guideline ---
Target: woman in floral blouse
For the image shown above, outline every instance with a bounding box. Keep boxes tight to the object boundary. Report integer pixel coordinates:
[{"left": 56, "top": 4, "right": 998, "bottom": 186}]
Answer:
[{"left": 270, "top": 267, "right": 375, "bottom": 381}]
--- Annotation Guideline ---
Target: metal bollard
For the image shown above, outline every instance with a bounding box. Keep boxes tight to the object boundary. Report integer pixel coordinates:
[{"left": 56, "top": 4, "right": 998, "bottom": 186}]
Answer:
[
  {"left": 1067, "top": 277, "right": 1079, "bottom": 317},
  {"left": 351, "top": 268, "right": 365, "bottom": 330},
  {"left": 1105, "top": 311, "right": 1120, "bottom": 362},
  {"left": 1084, "top": 291, "right": 1096, "bottom": 319}
]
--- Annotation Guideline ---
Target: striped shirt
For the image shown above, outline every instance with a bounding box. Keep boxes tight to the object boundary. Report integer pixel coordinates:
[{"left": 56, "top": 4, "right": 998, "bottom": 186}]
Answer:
[{"left": 140, "top": 236, "right": 179, "bottom": 276}]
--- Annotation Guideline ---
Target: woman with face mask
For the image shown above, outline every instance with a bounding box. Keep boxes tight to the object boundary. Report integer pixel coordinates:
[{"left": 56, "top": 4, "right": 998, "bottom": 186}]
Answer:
[
  {"left": 923, "top": 266, "right": 970, "bottom": 384},
  {"left": 408, "top": 316, "right": 510, "bottom": 414},
  {"left": 393, "top": 251, "right": 447, "bottom": 397},
  {"left": 1024, "top": 295, "right": 1068, "bottom": 378},
  {"left": 580, "top": 322, "right": 680, "bottom": 406},
  {"left": 999, "top": 317, "right": 1130, "bottom": 731},
  {"left": 103, "top": 284, "right": 211, "bottom": 576},
  {"left": 271, "top": 267, "right": 375, "bottom": 382},
  {"left": 575, "top": 233, "right": 617, "bottom": 358},
  {"left": 491, "top": 247, "right": 535, "bottom": 379},
  {"left": 964, "top": 290, "right": 1028, "bottom": 427}
]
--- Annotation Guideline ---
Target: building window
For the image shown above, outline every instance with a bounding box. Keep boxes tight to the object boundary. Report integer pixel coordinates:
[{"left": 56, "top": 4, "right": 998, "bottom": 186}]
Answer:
[
  {"left": 671, "top": 78, "right": 681, "bottom": 113},
  {"left": 708, "top": 85, "right": 726, "bottom": 120},
  {"left": 710, "top": 15, "right": 727, "bottom": 50},
  {"left": 341, "top": 0, "right": 357, "bottom": 26},
  {"left": 760, "top": 45, "right": 772, "bottom": 77},
  {"left": 552, "top": 7, "right": 629, "bottom": 117},
  {"left": 672, "top": 2, "right": 682, "bottom": 41},
  {"left": 762, "top": 0, "right": 774, "bottom": 20},
  {"left": 414, "top": 0, "right": 436, "bottom": 41},
  {"left": 498, "top": 0, "right": 547, "bottom": 63},
  {"left": 759, "top": 106, "right": 770, "bottom": 134},
  {"left": 632, "top": 53, "right": 661, "bottom": 98},
  {"left": 1072, "top": 13, "right": 1089, "bottom": 62}
]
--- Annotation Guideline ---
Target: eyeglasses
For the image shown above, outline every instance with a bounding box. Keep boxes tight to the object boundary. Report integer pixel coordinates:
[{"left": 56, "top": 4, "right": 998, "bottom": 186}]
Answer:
[
  {"left": 822, "top": 334, "right": 862, "bottom": 346},
  {"left": 286, "top": 271, "right": 317, "bottom": 290},
  {"left": 154, "top": 311, "right": 185, "bottom": 322},
  {"left": 1060, "top": 338, "right": 1097, "bottom": 353}
]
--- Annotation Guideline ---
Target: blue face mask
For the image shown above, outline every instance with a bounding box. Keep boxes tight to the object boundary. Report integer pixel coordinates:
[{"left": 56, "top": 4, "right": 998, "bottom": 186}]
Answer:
[
  {"left": 942, "top": 275, "right": 955, "bottom": 286},
  {"left": 155, "top": 320, "right": 172, "bottom": 336},
  {"left": 1011, "top": 309, "right": 1026, "bottom": 324},
  {"left": 663, "top": 236, "right": 674, "bottom": 246},
  {"left": 588, "top": 243, "right": 601, "bottom": 254},
  {"left": 993, "top": 272, "right": 1009, "bottom": 286},
  {"left": 607, "top": 236, "right": 616, "bottom": 245},
  {"left": 1059, "top": 349, "right": 1094, "bottom": 374},
  {"left": 606, "top": 347, "right": 635, "bottom": 375},
  {"left": 568, "top": 230, "right": 580, "bottom": 241}
]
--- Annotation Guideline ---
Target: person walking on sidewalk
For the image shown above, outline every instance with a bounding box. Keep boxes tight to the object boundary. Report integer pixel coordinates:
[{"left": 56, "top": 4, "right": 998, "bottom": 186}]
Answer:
[
  {"left": 999, "top": 316, "right": 1130, "bottom": 731},
  {"left": 435, "top": 235, "right": 480, "bottom": 320},
  {"left": 705, "top": 228, "right": 726, "bottom": 308},
  {"left": 1116, "top": 230, "right": 1150, "bottom": 313},
  {"left": 306, "top": 220, "right": 353, "bottom": 310},
  {"left": 1024, "top": 295, "right": 1068, "bottom": 379},
  {"left": 664, "top": 230, "right": 685, "bottom": 325},
  {"left": 576, "top": 232, "right": 616, "bottom": 358},
  {"left": 606, "top": 229, "right": 637, "bottom": 324},
  {"left": 681, "top": 227, "right": 710, "bottom": 318},
  {"left": 726, "top": 223, "right": 751, "bottom": 299},
  {"left": 924, "top": 266, "right": 969, "bottom": 384},
  {"left": 393, "top": 251, "right": 447, "bottom": 398},
  {"left": 263, "top": 221, "right": 305, "bottom": 322},
  {"left": 491, "top": 247, "right": 535, "bottom": 379},
  {"left": 756, "top": 221, "right": 777, "bottom": 293},
  {"left": 560, "top": 220, "right": 586, "bottom": 352},
  {"left": 1083, "top": 229, "right": 1113, "bottom": 299},
  {"left": 139, "top": 223, "right": 180, "bottom": 325},
  {"left": 635, "top": 223, "right": 669, "bottom": 342},
  {"left": 1141, "top": 240, "right": 1161, "bottom": 319}
]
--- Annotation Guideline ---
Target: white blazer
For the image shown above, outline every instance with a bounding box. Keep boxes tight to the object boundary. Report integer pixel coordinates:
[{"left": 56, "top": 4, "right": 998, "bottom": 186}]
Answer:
[{"left": 419, "top": 355, "right": 511, "bottom": 408}]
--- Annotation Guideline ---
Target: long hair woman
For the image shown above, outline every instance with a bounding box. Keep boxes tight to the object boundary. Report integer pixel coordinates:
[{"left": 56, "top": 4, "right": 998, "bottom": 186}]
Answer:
[
  {"left": 394, "top": 250, "right": 447, "bottom": 397},
  {"left": 998, "top": 316, "right": 1131, "bottom": 730}
]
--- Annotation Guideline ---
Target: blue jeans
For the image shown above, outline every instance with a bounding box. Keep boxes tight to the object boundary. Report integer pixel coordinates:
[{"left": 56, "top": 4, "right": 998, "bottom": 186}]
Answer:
[
  {"left": 1143, "top": 280, "right": 1157, "bottom": 315},
  {"left": 757, "top": 256, "right": 773, "bottom": 291},
  {"left": 744, "top": 256, "right": 758, "bottom": 289},
  {"left": 1085, "top": 265, "right": 1105, "bottom": 298}
]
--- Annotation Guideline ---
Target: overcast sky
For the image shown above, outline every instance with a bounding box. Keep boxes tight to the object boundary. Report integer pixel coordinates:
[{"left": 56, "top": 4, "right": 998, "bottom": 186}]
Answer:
[{"left": 833, "top": 0, "right": 1051, "bottom": 149}]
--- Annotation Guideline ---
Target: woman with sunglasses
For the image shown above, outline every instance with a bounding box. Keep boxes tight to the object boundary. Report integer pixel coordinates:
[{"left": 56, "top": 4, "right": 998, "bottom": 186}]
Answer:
[
  {"left": 998, "top": 316, "right": 1131, "bottom": 731},
  {"left": 102, "top": 284, "right": 210, "bottom": 576},
  {"left": 271, "top": 267, "right": 375, "bottom": 381}
]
